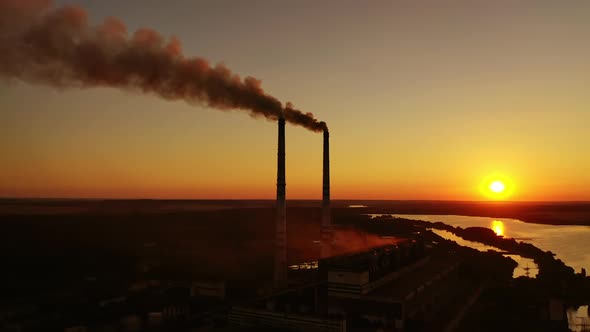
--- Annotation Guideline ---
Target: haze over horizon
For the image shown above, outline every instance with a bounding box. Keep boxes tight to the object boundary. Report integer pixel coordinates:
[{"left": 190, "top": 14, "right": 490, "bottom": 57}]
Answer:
[{"left": 1, "top": 0, "right": 589, "bottom": 201}]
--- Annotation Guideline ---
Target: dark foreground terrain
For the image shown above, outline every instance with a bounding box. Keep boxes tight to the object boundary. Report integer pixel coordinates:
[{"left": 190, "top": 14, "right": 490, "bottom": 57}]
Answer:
[{"left": 0, "top": 199, "right": 588, "bottom": 331}]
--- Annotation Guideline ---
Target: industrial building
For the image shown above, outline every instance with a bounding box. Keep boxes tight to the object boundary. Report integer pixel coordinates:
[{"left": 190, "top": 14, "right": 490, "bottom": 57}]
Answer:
[{"left": 227, "top": 239, "right": 470, "bottom": 332}]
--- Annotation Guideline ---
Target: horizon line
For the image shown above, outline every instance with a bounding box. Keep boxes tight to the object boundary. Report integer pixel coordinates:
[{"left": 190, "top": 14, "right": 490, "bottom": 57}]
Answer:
[{"left": 1, "top": 197, "right": 588, "bottom": 203}]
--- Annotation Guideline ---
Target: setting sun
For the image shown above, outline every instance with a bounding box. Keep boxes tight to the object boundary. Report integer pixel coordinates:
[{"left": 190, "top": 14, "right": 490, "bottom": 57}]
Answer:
[
  {"left": 490, "top": 181, "right": 505, "bottom": 193},
  {"left": 480, "top": 174, "right": 514, "bottom": 200}
]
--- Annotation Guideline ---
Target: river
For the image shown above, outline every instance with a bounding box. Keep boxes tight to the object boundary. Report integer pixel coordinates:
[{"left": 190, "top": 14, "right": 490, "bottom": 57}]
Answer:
[
  {"left": 391, "top": 214, "right": 590, "bottom": 331},
  {"left": 391, "top": 214, "right": 590, "bottom": 274}
]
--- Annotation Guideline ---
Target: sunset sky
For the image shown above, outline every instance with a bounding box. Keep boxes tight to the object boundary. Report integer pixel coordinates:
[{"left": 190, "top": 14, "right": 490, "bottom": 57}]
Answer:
[{"left": 1, "top": 0, "right": 589, "bottom": 201}]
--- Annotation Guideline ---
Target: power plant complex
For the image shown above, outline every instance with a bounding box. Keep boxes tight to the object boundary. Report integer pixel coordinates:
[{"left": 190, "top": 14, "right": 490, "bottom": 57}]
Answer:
[
  {"left": 226, "top": 118, "right": 480, "bottom": 332},
  {"left": 231, "top": 118, "right": 452, "bottom": 332},
  {"left": 0, "top": 116, "right": 509, "bottom": 332}
]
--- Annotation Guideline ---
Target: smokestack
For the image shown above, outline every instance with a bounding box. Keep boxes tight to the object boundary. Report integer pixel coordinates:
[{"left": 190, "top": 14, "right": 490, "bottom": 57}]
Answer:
[
  {"left": 321, "top": 129, "right": 332, "bottom": 258},
  {"left": 274, "top": 117, "right": 287, "bottom": 284}
]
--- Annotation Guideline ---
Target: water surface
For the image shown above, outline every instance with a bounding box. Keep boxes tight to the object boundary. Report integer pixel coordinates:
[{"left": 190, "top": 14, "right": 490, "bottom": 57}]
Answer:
[
  {"left": 393, "top": 214, "right": 590, "bottom": 273},
  {"left": 568, "top": 305, "right": 589, "bottom": 332},
  {"left": 429, "top": 229, "right": 539, "bottom": 278}
]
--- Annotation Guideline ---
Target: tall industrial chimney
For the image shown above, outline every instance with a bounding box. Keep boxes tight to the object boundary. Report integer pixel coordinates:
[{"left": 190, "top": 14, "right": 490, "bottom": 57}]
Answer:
[
  {"left": 320, "top": 129, "right": 332, "bottom": 258},
  {"left": 274, "top": 117, "right": 287, "bottom": 284}
]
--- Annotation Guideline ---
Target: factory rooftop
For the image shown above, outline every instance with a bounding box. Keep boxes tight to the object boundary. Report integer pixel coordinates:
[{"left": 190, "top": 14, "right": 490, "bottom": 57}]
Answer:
[{"left": 368, "top": 251, "right": 460, "bottom": 300}]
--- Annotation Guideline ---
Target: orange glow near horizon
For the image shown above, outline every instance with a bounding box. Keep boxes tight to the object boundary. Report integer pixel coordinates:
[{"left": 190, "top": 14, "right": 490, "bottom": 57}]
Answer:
[{"left": 1, "top": 167, "right": 588, "bottom": 201}]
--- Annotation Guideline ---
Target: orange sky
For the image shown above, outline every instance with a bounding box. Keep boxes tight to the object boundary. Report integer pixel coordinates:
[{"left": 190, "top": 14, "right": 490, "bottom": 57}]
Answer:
[{"left": 1, "top": 1, "right": 589, "bottom": 201}]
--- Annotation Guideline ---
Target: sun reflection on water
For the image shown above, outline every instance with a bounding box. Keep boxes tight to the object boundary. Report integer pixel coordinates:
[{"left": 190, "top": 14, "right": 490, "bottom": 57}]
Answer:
[{"left": 492, "top": 220, "right": 505, "bottom": 237}]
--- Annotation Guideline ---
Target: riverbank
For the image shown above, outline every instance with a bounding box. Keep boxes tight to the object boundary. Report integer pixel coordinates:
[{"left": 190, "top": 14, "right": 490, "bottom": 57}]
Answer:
[
  {"left": 338, "top": 213, "right": 590, "bottom": 331},
  {"left": 336, "top": 200, "right": 590, "bottom": 226},
  {"left": 396, "top": 215, "right": 589, "bottom": 302}
]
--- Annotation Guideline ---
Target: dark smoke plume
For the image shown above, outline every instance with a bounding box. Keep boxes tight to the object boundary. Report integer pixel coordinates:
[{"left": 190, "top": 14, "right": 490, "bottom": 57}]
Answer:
[{"left": 0, "top": 0, "right": 328, "bottom": 132}]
